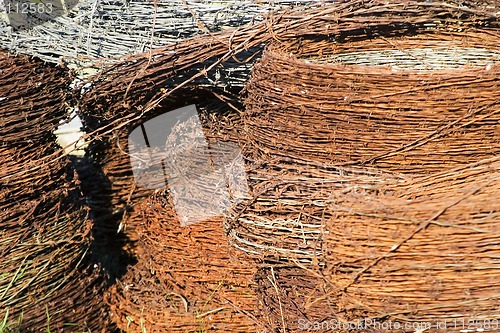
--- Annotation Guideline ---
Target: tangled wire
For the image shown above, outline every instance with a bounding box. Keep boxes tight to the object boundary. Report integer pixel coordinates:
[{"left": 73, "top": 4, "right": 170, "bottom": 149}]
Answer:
[{"left": 73, "top": 1, "right": 500, "bottom": 332}]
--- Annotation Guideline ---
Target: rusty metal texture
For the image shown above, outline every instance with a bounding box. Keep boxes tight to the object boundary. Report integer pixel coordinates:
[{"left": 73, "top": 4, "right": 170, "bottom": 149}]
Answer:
[
  {"left": 254, "top": 266, "right": 338, "bottom": 333},
  {"left": 73, "top": 2, "right": 500, "bottom": 331},
  {"left": 321, "top": 157, "right": 500, "bottom": 329},
  {"left": 107, "top": 194, "right": 260, "bottom": 332},
  {"left": 0, "top": 52, "right": 112, "bottom": 331},
  {"left": 78, "top": 0, "right": 499, "bottom": 139},
  {"left": 0, "top": 137, "right": 112, "bottom": 331},
  {"left": 0, "top": 50, "right": 72, "bottom": 145},
  {"left": 83, "top": 91, "right": 240, "bottom": 259},
  {"left": 243, "top": 32, "right": 500, "bottom": 174},
  {"left": 249, "top": 157, "right": 500, "bottom": 332},
  {"left": 0, "top": 1, "right": 333, "bottom": 64},
  {"left": 226, "top": 159, "right": 406, "bottom": 265}
]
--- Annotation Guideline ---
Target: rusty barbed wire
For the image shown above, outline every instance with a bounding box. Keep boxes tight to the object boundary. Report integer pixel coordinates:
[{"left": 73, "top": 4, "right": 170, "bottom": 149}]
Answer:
[
  {"left": 0, "top": 53, "right": 112, "bottom": 331},
  {"left": 243, "top": 31, "right": 500, "bottom": 174},
  {"left": 65, "top": 1, "right": 500, "bottom": 331},
  {"left": 0, "top": 0, "right": 333, "bottom": 64},
  {"left": 107, "top": 194, "right": 260, "bottom": 332}
]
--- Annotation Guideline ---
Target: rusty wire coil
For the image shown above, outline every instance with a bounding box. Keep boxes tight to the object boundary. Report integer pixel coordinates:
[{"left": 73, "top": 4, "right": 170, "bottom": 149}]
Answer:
[
  {"left": 0, "top": 145, "right": 112, "bottom": 331},
  {"left": 100, "top": 94, "right": 259, "bottom": 331},
  {"left": 0, "top": 51, "right": 72, "bottom": 146},
  {"left": 0, "top": 52, "right": 112, "bottom": 331},
  {"left": 107, "top": 193, "right": 260, "bottom": 332},
  {"left": 321, "top": 156, "right": 500, "bottom": 329},
  {"left": 254, "top": 265, "right": 340, "bottom": 333},
  {"left": 0, "top": 1, "right": 332, "bottom": 65},
  {"left": 243, "top": 30, "right": 500, "bottom": 174},
  {"left": 250, "top": 157, "right": 500, "bottom": 333},
  {"left": 73, "top": 2, "right": 500, "bottom": 331},
  {"left": 226, "top": 159, "right": 406, "bottom": 265},
  {"left": 84, "top": 91, "right": 242, "bottom": 261},
  {"left": 78, "top": 0, "right": 499, "bottom": 138}
]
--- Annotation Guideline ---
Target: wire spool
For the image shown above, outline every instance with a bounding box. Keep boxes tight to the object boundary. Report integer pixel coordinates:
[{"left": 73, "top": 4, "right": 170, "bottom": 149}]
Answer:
[
  {"left": 108, "top": 261, "right": 258, "bottom": 333},
  {"left": 0, "top": 138, "right": 111, "bottom": 331},
  {"left": 249, "top": 157, "right": 500, "bottom": 333},
  {"left": 0, "top": 0, "right": 329, "bottom": 64},
  {"left": 0, "top": 52, "right": 111, "bottom": 331},
  {"left": 107, "top": 192, "right": 260, "bottom": 332},
  {"left": 321, "top": 157, "right": 500, "bottom": 330},
  {"left": 243, "top": 30, "right": 500, "bottom": 174},
  {"left": 88, "top": 136, "right": 153, "bottom": 259},
  {"left": 76, "top": 1, "right": 499, "bottom": 143},
  {"left": 0, "top": 50, "right": 72, "bottom": 145},
  {"left": 104, "top": 98, "right": 257, "bottom": 331},
  {"left": 226, "top": 158, "right": 406, "bottom": 265},
  {"left": 84, "top": 91, "right": 241, "bottom": 262}
]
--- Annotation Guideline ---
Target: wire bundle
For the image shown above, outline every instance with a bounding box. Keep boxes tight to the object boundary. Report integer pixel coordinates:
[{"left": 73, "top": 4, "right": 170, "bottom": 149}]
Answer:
[
  {"left": 0, "top": 0, "right": 330, "bottom": 64},
  {"left": 107, "top": 192, "right": 260, "bottom": 332},
  {"left": 243, "top": 31, "right": 500, "bottom": 174},
  {"left": 72, "top": 1, "right": 500, "bottom": 331},
  {"left": 322, "top": 157, "right": 500, "bottom": 327},
  {"left": 0, "top": 53, "right": 111, "bottom": 331}
]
